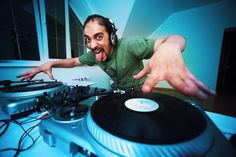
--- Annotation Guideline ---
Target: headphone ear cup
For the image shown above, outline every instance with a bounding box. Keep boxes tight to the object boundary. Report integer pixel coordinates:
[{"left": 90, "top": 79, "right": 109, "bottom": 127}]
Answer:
[
  {"left": 110, "top": 32, "right": 117, "bottom": 46},
  {"left": 107, "top": 18, "right": 117, "bottom": 46}
]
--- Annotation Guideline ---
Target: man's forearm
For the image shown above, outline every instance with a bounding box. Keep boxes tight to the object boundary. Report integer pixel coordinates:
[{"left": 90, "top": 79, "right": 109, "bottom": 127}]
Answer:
[{"left": 51, "top": 57, "right": 81, "bottom": 68}]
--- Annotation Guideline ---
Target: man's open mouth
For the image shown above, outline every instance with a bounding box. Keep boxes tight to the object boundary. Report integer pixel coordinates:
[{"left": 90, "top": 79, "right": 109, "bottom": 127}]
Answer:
[{"left": 93, "top": 48, "right": 104, "bottom": 54}]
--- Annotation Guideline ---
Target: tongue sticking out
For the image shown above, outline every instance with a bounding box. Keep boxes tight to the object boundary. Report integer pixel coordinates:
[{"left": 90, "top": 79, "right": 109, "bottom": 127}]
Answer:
[{"left": 96, "top": 51, "right": 104, "bottom": 62}]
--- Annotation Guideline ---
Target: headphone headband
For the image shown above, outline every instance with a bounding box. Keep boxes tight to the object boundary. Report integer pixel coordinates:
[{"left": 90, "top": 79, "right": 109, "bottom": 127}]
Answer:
[
  {"left": 106, "top": 18, "right": 117, "bottom": 46},
  {"left": 108, "top": 19, "right": 117, "bottom": 32}
]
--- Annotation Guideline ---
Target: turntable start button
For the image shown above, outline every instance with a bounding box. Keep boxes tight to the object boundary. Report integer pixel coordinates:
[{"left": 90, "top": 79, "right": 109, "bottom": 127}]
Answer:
[{"left": 125, "top": 98, "right": 159, "bottom": 112}]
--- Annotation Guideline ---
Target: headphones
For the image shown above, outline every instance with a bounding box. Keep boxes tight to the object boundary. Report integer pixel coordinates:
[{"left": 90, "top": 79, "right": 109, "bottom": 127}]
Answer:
[{"left": 107, "top": 18, "right": 118, "bottom": 46}]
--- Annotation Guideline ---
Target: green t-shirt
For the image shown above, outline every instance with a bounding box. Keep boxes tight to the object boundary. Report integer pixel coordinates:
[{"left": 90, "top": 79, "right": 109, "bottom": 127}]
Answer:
[{"left": 79, "top": 36, "right": 155, "bottom": 90}]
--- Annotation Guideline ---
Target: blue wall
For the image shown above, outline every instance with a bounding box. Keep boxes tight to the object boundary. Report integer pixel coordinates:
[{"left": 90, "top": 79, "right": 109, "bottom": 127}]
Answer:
[
  {"left": 69, "top": 0, "right": 135, "bottom": 37},
  {"left": 150, "top": 0, "right": 236, "bottom": 90}
]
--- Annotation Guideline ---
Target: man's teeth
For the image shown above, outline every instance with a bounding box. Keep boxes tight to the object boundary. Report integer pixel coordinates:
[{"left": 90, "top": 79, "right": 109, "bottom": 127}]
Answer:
[{"left": 95, "top": 49, "right": 103, "bottom": 54}]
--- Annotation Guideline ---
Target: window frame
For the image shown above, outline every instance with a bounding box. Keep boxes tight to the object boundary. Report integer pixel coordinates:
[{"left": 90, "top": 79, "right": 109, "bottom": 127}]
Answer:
[
  {"left": 0, "top": 0, "right": 43, "bottom": 67},
  {"left": 0, "top": 0, "right": 82, "bottom": 67}
]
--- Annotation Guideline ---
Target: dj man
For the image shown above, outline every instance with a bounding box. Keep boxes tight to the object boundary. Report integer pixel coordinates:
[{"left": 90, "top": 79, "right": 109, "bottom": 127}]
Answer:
[{"left": 17, "top": 14, "right": 215, "bottom": 100}]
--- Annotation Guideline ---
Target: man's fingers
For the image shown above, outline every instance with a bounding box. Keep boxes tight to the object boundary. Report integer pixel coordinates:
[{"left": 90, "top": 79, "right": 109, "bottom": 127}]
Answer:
[
  {"left": 185, "top": 70, "right": 216, "bottom": 96},
  {"left": 16, "top": 74, "right": 22, "bottom": 78},
  {"left": 141, "top": 75, "right": 161, "bottom": 93},
  {"left": 16, "top": 72, "right": 29, "bottom": 78},
  {"left": 20, "top": 75, "right": 33, "bottom": 81},
  {"left": 133, "top": 66, "right": 150, "bottom": 79},
  {"left": 182, "top": 70, "right": 216, "bottom": 97},
  {"left": 46, "top": 71, "right": 55, "bottom": 80},
  {"left": 168, "top": 76, "right": 196, "bottom": 95},
  {"left": 168, "top": 75, "right": 215, "bottom": 100},
  {"left": 195, "top": 80, "right": 216, "bottom": 96}
]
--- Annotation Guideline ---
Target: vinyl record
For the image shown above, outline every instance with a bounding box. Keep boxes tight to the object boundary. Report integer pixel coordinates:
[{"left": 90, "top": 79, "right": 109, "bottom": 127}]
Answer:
[
  {"left": 91, "top": 90, "right": 207, "bottom": 144},
  {"left": 0, "top": 81, "right": 63, "bottom": 92}
]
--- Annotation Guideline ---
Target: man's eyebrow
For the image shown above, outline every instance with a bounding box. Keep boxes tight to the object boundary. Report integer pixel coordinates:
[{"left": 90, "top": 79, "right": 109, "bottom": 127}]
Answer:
[
  {"left": 84, "top": 32, "right": 103, "bottom": 39},
  {"left": 94, "top": 32, "right": 103, "bottom": 37}
]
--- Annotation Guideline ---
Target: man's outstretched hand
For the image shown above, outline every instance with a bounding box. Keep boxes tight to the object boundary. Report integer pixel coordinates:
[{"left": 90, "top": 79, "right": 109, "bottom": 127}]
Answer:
[
  {"left": 133, "top": 43, "right": 215, "bottom": 100},
  {"left": 16, "top": 62, "right": 55, "bottom": 81}
]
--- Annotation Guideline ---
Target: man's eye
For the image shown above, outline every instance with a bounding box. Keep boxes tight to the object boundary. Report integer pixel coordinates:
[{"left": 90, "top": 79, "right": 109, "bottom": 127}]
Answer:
[
  {"left": 96, "top": 35, "right": 103, "bottom": 41},
  {"left": 85, "top": 38, "right": 90, "bottom": 44}
]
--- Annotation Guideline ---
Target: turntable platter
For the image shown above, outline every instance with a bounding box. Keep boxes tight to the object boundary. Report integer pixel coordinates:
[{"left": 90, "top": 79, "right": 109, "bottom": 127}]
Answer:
[
  {"left": 0, "top": 81, "right": 66, "bottom": 98},
  {"left": 0, "top": 81, "right": 63, "bottom": 92},
  {"left": 90, "top": 90, "right": 206, "bottom": 144}
]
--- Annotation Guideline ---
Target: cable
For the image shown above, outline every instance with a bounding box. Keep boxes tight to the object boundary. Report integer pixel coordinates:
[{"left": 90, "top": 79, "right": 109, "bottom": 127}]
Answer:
[
  {"left": 17, "top": 115, "right": 41, "bottom": 125},
  {"left": 13, "top": 120, "right": 40, "bottom": 157},
  {"left": 0, "top": 119, "right": 41, "bottom": 157},
  {"left": 0, "top": 119, "right": 11, "bottom": 137}
]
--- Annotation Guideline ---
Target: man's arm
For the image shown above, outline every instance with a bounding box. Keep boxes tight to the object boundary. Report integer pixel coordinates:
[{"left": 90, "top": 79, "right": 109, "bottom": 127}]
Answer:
[
  {"left": 16, "top": 57, "right": 82, "bottom": 81},
  {"left": 133, "top": 35, "right": 215, "bottom": 100},
  {"left": 50, "top": 57, "right": 82, "bottom": 68},
  {"left": 153, "top": 35, "right": 186, "bottom": 52}
]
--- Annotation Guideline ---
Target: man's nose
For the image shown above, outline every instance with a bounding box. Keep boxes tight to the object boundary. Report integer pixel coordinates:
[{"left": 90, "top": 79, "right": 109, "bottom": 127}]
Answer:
[{"left": 90, "top": 40, "right": 97, "bottom": 49}]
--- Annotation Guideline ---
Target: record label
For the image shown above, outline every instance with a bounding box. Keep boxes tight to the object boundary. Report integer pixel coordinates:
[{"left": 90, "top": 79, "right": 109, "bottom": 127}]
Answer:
[{"left": 125, "top": 98, "right": 159, "bottom": 112}]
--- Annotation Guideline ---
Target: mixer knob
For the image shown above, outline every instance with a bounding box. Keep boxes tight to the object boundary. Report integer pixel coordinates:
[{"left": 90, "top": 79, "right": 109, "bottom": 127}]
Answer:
[
  {"left": 49, "top": 92, "right": 54, "bottom": 98},
  {"left": 76, "top": 86, "right": 82, "bottom": 93},
  {"left": 85, "top": 86, "right": 90, "bottom": 94},
  {"left": 55, "top": 91, "right": 61, "bottom": 96},
  {"left": 94, "top": 87, "right": 98, "bottom": 93},
  {"left": 43, "top": 92, "right": 49, "bottom": 99},
  {"left": 35, "top": 97, "right": 40, "bottom": 103},
  {"left": 73, "top": 86, "right": 77, "bottom": 92},
  {"left": 62, "top": 92, "right": 67, "bottom": 98},
  {"left": 67, "top": 86, "right": 71, "bottom": 92}
]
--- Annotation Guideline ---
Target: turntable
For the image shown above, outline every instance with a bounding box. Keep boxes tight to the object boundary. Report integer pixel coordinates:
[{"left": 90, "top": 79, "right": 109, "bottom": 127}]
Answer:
[
  {"left": 0, "top": 80, "right": 67, "bottom": 117},
  {"left": 39, "top": 90, "right": 236, "bottom": 157},
  {"left": 52, "top": 104, "right": 89, "bottom": 123}
]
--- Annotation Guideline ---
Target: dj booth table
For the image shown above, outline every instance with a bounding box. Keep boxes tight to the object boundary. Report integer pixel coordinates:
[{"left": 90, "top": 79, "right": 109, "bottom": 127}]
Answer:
[
  {"left": 1, "top": 110, "right": 236, "bottom": 157},
  {"left": 0, "top": 111, "right": 68, "bottom": 157},
  {"left": 0, "top": 81, "right": 235, "bottom": 157}
]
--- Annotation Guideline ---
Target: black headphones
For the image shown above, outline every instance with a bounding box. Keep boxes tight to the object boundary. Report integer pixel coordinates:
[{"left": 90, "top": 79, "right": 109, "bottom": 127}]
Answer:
[{"left": 107, "top": 18, "right": 118, "bottom": 46}]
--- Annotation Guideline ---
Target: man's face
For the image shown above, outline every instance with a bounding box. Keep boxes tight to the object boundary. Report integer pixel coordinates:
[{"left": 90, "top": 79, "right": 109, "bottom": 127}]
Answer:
[{"left": 84, "top": 21, "right": 113, "bottom": 62}]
